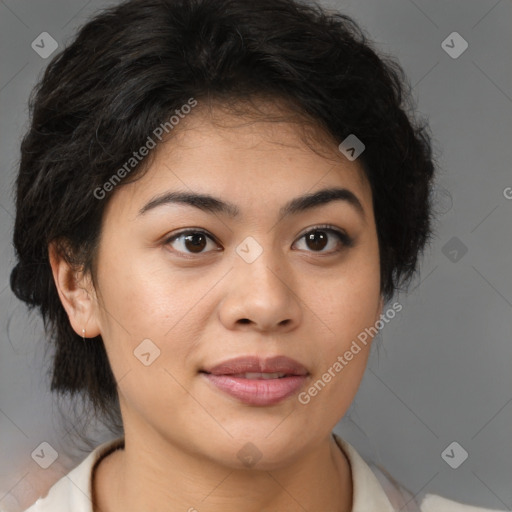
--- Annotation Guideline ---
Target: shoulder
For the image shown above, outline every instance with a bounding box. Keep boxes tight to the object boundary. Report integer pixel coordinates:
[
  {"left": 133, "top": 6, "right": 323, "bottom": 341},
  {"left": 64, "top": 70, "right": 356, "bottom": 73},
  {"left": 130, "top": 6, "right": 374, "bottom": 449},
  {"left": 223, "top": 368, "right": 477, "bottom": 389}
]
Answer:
[
  {"left": 420, "top": 493, "right": 507, "bottom": 512},
  {"left": 333, "top": 433, "right": 506, "bottom": 512},
  {"left": 20, "top": 437, "right": 124, "bottom": 512},
  {"left": 372, "top": 463, "right": 506, "bottom": 512},
  {"left": 372, "top": 463, "right": 507, "bottom": 512},
  {"left": 368, "top": 464, "right": 505, "bottom": 512}
]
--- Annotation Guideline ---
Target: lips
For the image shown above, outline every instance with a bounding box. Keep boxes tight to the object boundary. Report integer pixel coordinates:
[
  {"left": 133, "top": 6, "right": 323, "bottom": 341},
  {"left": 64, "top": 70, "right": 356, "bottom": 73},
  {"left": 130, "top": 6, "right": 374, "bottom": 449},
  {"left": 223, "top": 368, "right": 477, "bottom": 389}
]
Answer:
[
  {"left": 201, "top": 355, "right": 309, "bottom": 377},
  {"left": 200, "top": 355, "right": 309, "bottom": 406}
]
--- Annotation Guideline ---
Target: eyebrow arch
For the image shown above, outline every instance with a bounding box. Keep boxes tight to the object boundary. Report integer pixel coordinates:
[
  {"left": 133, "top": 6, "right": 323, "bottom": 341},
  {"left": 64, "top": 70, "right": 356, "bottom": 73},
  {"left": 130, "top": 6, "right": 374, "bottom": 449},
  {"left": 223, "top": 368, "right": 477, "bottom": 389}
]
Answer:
[{"left": 138, "top": 186, "right": 365, "bottom": 222}]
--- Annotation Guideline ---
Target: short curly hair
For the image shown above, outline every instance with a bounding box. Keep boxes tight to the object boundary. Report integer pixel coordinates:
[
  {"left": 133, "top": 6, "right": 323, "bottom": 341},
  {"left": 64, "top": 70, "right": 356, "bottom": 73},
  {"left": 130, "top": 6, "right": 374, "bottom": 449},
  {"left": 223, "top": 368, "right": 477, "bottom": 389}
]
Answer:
[{"left": 10, "top": 0, "right": 437, "bottom": 431}]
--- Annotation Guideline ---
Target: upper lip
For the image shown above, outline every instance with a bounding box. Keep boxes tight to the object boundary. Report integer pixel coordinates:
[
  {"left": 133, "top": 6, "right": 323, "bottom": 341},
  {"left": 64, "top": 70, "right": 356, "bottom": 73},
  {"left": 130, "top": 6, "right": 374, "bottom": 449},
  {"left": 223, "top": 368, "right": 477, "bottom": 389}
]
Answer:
[{"left": 201, "top": 355, "right": 309, "bottom": 376}]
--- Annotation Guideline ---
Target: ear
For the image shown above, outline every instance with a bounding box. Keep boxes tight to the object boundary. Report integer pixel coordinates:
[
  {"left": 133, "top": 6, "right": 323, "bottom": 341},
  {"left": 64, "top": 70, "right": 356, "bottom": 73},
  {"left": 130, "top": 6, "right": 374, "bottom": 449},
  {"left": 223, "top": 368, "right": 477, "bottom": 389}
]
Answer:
[{"left": 48, "top": 240, "right": 101, "bottom": 339}]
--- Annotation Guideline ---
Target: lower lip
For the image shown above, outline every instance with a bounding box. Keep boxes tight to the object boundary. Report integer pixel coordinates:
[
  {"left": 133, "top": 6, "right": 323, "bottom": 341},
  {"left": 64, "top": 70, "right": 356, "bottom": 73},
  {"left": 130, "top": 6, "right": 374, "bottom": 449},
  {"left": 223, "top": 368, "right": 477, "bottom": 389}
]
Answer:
[{"left": 202, "top": 373, "right": 308, "bottom": 406}]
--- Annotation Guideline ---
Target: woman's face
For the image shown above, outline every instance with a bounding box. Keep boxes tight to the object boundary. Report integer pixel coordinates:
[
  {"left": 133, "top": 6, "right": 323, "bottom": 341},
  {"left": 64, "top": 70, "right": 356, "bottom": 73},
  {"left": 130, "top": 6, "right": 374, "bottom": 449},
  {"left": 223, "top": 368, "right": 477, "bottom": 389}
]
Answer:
[{"left": 85, "top": 106, "right": 383, "bottom": 468}]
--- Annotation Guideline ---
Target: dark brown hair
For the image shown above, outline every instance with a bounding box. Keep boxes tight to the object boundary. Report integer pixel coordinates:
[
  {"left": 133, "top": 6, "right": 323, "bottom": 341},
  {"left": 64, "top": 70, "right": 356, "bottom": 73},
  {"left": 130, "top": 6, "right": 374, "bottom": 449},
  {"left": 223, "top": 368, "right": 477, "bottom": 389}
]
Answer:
[{"left": 10, "top": 0, "right": 437, "bottom": 435}]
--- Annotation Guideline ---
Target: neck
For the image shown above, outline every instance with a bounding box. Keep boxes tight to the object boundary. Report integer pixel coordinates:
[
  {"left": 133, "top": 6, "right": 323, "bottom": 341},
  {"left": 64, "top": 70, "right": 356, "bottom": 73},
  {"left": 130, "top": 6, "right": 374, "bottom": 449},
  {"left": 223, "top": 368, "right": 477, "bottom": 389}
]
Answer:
[{"left": 93, "top": 431, "right": 353, "bottom": 512}]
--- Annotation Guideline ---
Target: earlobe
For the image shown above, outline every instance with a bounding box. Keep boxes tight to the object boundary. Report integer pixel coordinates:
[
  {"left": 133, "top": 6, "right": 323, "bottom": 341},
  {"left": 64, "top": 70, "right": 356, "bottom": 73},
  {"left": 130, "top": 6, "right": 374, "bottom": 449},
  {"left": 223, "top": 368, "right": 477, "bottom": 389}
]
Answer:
[{"left": 48, "top": 241, "right": 101, "bottom": 339}]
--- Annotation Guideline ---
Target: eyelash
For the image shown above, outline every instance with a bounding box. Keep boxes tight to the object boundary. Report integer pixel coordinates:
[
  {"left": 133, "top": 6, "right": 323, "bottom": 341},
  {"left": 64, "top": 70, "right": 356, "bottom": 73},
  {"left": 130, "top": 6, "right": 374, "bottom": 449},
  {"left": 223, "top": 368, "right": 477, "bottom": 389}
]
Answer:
[{"left": 163, "top": 224, "right": 354, "bottom": 258}]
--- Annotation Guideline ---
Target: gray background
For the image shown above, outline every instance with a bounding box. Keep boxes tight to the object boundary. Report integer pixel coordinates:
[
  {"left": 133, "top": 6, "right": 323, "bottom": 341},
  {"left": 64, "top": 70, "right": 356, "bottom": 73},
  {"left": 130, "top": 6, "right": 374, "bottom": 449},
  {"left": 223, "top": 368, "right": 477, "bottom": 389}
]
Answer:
[{"left": 0, "top": 0, "right": 511, "bottom": 510}]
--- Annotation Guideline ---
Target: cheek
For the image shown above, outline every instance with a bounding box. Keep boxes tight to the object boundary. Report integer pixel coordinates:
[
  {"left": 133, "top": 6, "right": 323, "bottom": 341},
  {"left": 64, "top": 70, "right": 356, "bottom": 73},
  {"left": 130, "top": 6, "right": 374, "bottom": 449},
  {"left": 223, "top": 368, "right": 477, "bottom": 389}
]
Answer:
[
  {"left": 97, "top": 243, "right": 165, "bottom": 330},
  {"left": 94, "top": 247, "right": 213, "bottom": 374},
  {"left": 310, "top": 253, "right": 381, "bottom": 340},
  {"left": 298, "top": 273, "right": 380, "bottom": 424},
  {"left": 93, "top": 257, "right": 210, "bottom": 421},
  {"left": 304, "top": 244, "right": 381, "bottom": 386}
]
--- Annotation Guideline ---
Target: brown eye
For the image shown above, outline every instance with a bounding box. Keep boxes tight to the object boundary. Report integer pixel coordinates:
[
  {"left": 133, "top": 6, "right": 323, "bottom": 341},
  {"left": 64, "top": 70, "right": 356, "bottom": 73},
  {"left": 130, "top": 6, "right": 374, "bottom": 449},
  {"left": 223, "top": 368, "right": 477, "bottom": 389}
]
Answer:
[
  {"left": 165, "top": 230, "right": 220, "bottom": 256},
  {"left": 305, "top": 231, "right": 328, "bottom": 251},
  {"left": 182, "top": 232, "right": 207, "bottom": 253},
  {"left": 294, "top": 226, "right": 354, "bottom": 254}
]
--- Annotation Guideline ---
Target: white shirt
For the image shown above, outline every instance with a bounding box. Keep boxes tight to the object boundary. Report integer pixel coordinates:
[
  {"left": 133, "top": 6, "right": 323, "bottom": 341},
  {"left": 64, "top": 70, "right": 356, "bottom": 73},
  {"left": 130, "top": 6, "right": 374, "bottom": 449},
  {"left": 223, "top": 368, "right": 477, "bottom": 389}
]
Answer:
[{"left": 17, "top": 434, "right": 503, "bottom": 512}]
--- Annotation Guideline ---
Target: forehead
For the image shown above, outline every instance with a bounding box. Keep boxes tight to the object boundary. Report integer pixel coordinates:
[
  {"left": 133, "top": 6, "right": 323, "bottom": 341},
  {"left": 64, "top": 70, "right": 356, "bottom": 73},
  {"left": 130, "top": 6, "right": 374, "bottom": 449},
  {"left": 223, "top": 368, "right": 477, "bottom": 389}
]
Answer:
[{"left": 105, "top": 102, "right": 372, "bottom": 220}]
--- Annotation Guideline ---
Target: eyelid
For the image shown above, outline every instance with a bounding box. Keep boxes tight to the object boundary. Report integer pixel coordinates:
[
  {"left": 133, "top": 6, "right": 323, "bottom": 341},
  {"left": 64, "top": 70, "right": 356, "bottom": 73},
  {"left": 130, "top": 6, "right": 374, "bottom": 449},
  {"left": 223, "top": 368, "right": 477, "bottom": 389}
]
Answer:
[
  {"left": 296, "top": 223, "right": 350, "bottom": 240},
  {"left": 165, "top": 227, "right": 216, "bottom": 242},
  {"left": 294, "top": 224, "right": 355, "bottom": 250},
  {"left": 163, "top": 228, "right": 221, "bottom": 256}
]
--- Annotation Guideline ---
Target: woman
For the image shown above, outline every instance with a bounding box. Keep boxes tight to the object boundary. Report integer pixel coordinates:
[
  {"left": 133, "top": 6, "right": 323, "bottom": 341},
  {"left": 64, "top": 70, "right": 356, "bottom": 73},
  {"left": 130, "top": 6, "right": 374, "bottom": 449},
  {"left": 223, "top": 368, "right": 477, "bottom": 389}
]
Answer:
[{"left": 8, "top": 0, "right": 503, "bottom": 510}]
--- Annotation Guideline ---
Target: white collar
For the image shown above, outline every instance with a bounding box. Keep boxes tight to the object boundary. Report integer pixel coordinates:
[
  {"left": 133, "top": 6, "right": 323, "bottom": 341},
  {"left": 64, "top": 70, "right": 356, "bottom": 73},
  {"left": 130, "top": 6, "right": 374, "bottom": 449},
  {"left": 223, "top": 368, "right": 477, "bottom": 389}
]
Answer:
[{"left": 24, "top": 434, "right": 433, "bottom": 512}]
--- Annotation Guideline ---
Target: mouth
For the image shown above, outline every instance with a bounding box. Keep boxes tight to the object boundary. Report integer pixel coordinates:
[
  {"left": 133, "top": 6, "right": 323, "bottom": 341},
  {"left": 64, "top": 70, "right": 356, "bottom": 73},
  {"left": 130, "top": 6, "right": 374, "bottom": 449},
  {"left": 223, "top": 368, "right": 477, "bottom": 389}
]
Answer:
[
  {"left": 200, "top": 355, "right": 309, "bottom": 406},
  {"left": 215, "top": 372, "right": 290, "bottom": 379},
  {"left": 201, "top": 354, "right": 309, "bottom": 376}
]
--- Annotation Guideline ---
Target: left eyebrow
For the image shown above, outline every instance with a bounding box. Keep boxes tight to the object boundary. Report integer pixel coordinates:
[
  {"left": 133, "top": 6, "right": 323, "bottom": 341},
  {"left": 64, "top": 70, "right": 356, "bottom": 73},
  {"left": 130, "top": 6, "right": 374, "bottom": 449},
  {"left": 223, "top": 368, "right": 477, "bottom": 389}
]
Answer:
[{"left": 137, "top": 187, "right": 365, "bottom": 222}]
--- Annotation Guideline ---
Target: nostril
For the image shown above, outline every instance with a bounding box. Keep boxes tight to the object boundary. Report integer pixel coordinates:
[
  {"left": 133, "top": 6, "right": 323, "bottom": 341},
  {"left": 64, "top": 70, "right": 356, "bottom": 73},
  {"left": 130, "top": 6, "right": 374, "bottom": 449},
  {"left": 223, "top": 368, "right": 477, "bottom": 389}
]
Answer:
[{"left": 238, "top": 318, "right": 251, "bottom": 324}]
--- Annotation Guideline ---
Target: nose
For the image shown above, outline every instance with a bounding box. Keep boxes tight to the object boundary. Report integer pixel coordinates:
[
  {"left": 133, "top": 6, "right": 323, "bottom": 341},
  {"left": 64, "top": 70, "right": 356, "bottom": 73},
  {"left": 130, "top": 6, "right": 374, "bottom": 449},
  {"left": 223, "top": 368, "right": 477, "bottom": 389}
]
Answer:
[{"left": 218, "top": 249, "right": 303, "bottom": 333}]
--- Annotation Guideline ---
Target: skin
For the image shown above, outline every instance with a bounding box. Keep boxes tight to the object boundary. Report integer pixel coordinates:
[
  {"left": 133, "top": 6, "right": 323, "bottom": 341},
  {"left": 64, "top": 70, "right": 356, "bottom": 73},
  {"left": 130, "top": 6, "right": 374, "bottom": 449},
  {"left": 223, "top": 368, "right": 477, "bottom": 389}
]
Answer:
[{"left": 50, "top": 102, "right": 384, "bottom": 512}]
